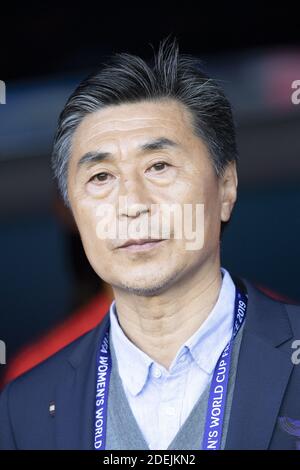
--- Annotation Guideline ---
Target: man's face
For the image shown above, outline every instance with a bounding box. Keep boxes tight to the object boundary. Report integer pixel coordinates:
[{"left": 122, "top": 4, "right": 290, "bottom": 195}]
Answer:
[{"left": 68, "top": 98, "right": 237, "bottom": 296}]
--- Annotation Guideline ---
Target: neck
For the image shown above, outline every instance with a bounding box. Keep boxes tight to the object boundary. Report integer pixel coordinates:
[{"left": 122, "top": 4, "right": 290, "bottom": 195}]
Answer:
[{"left": 112, "top": 258, "right": 223, "bottom": 370}]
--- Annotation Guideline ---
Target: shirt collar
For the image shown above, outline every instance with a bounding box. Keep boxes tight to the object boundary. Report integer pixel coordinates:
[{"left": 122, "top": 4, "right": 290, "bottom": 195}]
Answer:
[{"left": 109, "top": 266, "right": 236, "bottom": 396}]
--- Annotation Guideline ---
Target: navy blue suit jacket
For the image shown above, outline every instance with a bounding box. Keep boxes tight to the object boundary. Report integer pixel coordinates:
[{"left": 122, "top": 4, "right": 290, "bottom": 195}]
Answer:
[{"left": 1, "top": 276, "right": 300, "bottom": 449}]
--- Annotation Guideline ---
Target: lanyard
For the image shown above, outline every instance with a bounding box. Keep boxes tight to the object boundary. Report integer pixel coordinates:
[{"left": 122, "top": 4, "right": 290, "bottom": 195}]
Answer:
[
  {"left": 202, "top": 288, "right": 247, "bottom": 449},
  {"left": 94, "top": 287, "right": 248, "bottom": 450}
]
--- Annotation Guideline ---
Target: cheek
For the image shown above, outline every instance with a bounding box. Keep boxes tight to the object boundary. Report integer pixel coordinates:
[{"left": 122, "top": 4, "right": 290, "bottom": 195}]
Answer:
[
  {"left": 75, "top": 205, "right": 96, "bottom": 236},
  {"left": 186, "top": 175, "right": 221, "bottom": 239},
  {"left": 181, "top": 177, "right": 220, "bottom": 211}
]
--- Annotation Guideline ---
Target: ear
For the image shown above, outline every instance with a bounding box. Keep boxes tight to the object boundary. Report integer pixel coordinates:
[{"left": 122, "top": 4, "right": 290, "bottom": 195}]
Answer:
[{"left": 219, "top": 161, "right": 238, "bottom": 223}]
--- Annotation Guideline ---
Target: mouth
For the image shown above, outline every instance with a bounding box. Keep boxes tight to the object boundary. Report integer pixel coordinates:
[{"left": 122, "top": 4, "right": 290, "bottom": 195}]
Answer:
[{"left": 117, "top": 239, "right": 167, "bottom": 252}]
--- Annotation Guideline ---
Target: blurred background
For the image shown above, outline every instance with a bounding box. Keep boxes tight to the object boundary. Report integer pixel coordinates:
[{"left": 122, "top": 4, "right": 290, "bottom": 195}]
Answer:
[{"left": 0, "top": 5, "right": 300, "bottom": 382}]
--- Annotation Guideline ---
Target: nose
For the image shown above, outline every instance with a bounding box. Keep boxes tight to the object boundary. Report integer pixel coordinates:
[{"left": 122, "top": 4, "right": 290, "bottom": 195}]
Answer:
[{"left": 118, "top": 176, "right": 150, "bottom": 219}]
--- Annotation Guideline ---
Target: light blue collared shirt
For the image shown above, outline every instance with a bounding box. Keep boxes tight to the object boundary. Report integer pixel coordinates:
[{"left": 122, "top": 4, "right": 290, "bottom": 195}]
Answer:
[{"left": 109, "top": 266, "right": 236, "bottom": 450}]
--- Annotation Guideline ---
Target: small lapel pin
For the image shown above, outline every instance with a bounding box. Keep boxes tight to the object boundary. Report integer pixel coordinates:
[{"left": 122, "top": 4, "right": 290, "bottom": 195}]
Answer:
[{"left": 49, "top": 401, "right": 56, "bottom": 417}]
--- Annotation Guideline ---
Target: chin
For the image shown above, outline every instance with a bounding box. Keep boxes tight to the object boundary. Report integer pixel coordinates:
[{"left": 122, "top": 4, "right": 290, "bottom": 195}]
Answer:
[{"left": 114, "top": 268, "right": 183, "bottom": 297}]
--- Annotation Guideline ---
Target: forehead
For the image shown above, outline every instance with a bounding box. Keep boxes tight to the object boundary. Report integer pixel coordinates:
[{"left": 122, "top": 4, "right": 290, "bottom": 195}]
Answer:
[{"left": 70, "top": 99, "right": 197, "bottom": 156}]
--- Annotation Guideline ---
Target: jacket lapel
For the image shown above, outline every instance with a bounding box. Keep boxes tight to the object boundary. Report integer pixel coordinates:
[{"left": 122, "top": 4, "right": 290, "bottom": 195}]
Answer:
[
  {"left": 225, "top": 278, "right": 294, "bottom": 449},
  {"left": 55, "top": 313, "right": 110, "bottom": 449}
]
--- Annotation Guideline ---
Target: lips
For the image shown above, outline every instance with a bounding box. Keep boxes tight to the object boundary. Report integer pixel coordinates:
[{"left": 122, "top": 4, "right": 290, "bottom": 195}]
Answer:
[{"left": 118, "top": 238, "right": 164, "bottom": 249}]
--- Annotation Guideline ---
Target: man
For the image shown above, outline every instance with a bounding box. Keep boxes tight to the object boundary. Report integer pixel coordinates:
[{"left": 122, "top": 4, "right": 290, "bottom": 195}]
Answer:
[{"left": 0, "top": 38, "right": 299, "bottom": 450}]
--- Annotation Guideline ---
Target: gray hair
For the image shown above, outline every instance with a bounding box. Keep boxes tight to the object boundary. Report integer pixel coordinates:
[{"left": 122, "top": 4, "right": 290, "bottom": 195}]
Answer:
[{"left": 51, "top": 37, "right": 238, "bottom": 212}]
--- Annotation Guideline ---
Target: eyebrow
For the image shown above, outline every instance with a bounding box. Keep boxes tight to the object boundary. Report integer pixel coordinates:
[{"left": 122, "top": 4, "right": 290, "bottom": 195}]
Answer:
[{"left": 76, "top": 137, "right": 180, "bottom": 170}]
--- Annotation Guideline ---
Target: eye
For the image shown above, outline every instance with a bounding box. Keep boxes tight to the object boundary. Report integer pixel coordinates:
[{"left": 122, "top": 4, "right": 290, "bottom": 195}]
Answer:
[
  {"left": 89, "top": 172, "right": 113, "bottom": 184},
  {"left": 147, "top": 161, "right": 170, "bottom": 172}
]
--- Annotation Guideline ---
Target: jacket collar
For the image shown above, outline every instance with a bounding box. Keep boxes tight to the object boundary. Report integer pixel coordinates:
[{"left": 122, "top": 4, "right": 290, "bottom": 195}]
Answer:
[
  {"left": 237, "top": 276, "right": 293, "bottom": 346},
  {"left": 225, "top": 276, "right": 294, "bottom": 449}
]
